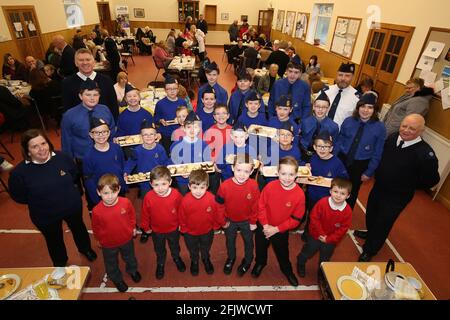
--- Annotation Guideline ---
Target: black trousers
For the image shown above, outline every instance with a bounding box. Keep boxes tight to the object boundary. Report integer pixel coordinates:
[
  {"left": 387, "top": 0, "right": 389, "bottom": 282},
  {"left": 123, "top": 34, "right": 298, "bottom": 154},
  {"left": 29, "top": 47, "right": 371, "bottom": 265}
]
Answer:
[
  {"left": 224, "top": 220, "right": 254, "bottom": 264},
  {"left": 254, "top": 223, "right": 293, "bottom": 275},
  {"left": 363, "top": 185, "right": 413, "bottom": 256},
  {"left": 37, "top": 211, "right": 92, "bottom": 267},
  {"left": 160, "top": 135, "right": 172, "bottom": 156},
  {"left": 340, "top": 155, "right": 370, "bottom": 209},
  {"left": 74, "top": 158, "right": 95, "bottom": 211},
  {"left": 208, "top": 172, "right": 221, "bottom": 195},
  {"left": 101, "top": 239, "right": 138, "bottom": 283},
  {"left": 151, "top": 230, "right": 181, "bottom": 265},
  {"left": 184, "top": 230, "right": 214, "bottom": 262},
  {"left": 297, "top": 234, "right": 336, "bottom": 267}
]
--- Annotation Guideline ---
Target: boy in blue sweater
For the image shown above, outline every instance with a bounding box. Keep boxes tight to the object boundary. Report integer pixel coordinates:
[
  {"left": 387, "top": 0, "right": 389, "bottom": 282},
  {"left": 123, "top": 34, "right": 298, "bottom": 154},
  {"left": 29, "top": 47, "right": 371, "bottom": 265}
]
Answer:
[
  {"left": 83, "top": 117, "right": 127, "bottom": 206},
  {"left": 228, "top": 70, "right": 254, "bottom": 123},
  {"left": 197, "top": 61, "right": 228, "bottom": 110},
  {"left": 196, "top": 86, "right": 216, "bottom": 133},
  {"left": 237, "top": 90, "right": 268, "bottom": 127},
  {"left": 170, "top": 111, "right": 212, "bottom": 195},
  {"left": 124, "top": 120, "right": 169, "bottom": 197},
  {"left": 267, "top": 95, "right": 300, "bottom": 146}
]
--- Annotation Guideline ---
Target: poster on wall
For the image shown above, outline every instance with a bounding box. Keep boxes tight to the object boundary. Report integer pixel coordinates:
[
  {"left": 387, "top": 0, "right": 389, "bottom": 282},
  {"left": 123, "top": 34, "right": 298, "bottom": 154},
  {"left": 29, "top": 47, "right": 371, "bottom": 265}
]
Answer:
[
  {"left": 295, "top": 12, "right": 309, "bottom": 40},
  {"left": 284, "top": 11, "right": 296, "bottom": 36},
  {"left": 276, "top": 10, "right": 285, "bottom": 31},
  {"left": 63, "top": 0, "right": 85, "bottom": 28},
  {"left": 330, "top": 16, "right": 361, "bottom": 59},
  {"left": 115, "top": 5, "right": 130, "bottom": 35}
]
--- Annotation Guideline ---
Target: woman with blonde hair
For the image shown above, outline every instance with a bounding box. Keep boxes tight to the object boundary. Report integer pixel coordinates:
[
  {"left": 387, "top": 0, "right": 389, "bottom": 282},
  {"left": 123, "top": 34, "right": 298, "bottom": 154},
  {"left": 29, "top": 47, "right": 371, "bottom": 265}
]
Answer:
[{"left": 114, "top": 71, "right": 132, "bottom": 107}]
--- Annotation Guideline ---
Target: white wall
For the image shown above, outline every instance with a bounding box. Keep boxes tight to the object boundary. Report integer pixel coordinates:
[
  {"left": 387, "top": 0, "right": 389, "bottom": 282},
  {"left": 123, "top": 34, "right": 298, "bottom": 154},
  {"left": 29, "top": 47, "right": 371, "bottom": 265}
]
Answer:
[{"left": 270, "top": 0, "right": 450, "bottom": 83}]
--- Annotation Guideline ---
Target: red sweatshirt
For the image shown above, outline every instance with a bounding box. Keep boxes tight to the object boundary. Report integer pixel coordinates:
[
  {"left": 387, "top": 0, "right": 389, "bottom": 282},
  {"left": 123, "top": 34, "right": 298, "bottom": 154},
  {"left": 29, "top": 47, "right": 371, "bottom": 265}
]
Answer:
[
  {"left": 141, "top": 188, "right": 182, "bottom": 233},
  {"left": 216, "top": 178, "right": 260, "bottom": 225},
  {"left": 308, "top": 197, "right": 352, "bottom": 245},
  {"left": 178, "top": 192, "right": 220, "bottom": 235},
  {"left": 203, "top": 124, "right": 232, "bottom": 160},
  {"left": 258, "top": 180, "right": 305, "bottom": 233},
  {"left": 92, "top": 197, "right": 136, "bottom": 248}
]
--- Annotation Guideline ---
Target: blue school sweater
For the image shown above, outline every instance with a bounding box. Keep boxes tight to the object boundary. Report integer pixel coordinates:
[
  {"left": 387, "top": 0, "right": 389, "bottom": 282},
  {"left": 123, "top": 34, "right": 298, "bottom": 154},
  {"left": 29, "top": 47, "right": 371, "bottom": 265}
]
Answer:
[{"left": 116, "top": 107, "right": 154, "bottom": 137}]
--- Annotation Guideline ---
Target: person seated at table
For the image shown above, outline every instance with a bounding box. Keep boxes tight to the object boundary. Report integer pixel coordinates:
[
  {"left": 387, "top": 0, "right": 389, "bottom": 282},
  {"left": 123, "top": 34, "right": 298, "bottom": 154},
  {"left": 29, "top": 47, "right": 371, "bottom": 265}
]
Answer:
[
  {"left": 25, "top": 56, "right": 45, "bottom": 76},
  {"left": 230, "top": 40, "right": 246, "bottom": 69},
  {"left": 356, "top": 76, "right": 379, "bottom": 97},
  {"left": 85, "top": 32, "right": 100, "bottom": 60},
  {"left": 257, "top": 63, "right": 280, "bottom": 96},
  {"left": 287, "top": 47, "right": 304, "bottom": 71},
  {"left": 44, "top": 43, "right": 61, "bottom": 69},
  {"left": 2, "top": 53, "right": 28, "bottom": 81},
  {"left": 114, "top": 71, "right": 133, "bottom": 108},
  {"left": 305, "top": 55, "right": 321, "bottom": 75},
  {"left": 296, "top": 178, "right": 352, "bottom": 278},
  {"left": 29, "top": 68, "right": 62, "bottom": 117},
  {"left": 265, "top": 41, "right": 290, "bottom": 78},
  {"left": 0, "top": 85, "right": 30, "bottom": 131},
  {"left": 166, "top": 29, "right": 176, "bottom": 55},
  {"left": 72, "top": 30, "right": 86, "bottom": 51},
  {"left": 153, "top": 41, "right": 174, "bottom": 71},
  {"left": 243, "top": 41, "right": 261, "bottom": 70},
  {"left": 136, "top": 27, "right": 154, "bottom": 55},
  {"left": 102, "top": 29, "right": 122, "bottom": 82},
  {"left": 181, "top": 40, "right": 193, "bottom": 57},
  {"left": 175, "top": 30, "right": 187, "bottom": 55}
]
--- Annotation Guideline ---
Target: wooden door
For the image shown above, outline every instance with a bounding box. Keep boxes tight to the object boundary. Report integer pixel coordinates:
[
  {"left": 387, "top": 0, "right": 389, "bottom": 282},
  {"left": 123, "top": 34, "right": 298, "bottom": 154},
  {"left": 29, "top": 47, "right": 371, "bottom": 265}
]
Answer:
[
  {"left": 2, "top": 6, "right": 45, "bottom": 61},
  {"left": 358, "top": 23, "right": 414, "bottom": 104},
  {"left": 97, "top": 2, "right": 113, "bottom": 35},
  {"left": 257, "top": 9, "right": 274, "bottom": 40},
  {"left": 204, "top": 5, "right": 216, "bottom": 25}
]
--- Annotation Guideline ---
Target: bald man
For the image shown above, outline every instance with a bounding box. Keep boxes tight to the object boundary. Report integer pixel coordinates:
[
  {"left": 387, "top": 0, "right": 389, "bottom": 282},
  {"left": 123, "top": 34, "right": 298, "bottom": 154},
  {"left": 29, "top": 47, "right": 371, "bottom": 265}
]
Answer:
[
  {"left": 355, "top": 114, "right": 440, "bottom": 261},
  {"left": 52, "top": 35, "right": 77, "bottom": 77}
]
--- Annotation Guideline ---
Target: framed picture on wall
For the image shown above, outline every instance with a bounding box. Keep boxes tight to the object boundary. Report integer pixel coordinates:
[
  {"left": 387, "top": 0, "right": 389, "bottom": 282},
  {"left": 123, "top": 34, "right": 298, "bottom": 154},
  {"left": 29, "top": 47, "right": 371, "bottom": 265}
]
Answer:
[
  {"left": 330, "top": 16, "right": 362, "bottom": 59},
  {"left": 284, "top": 11, "right": 296, "bottom": 36},
  {"left": 133, "top": 8, "right": 145, "bottom": 19},
  {"left": 221, "top": 13, "right": 229, "bottom": 21},
  {"left": 295, "top": 12, "right": 309, "bottom": 40},
  {"left": 276, "top": 10, "right": 285, "bottom": 31}
]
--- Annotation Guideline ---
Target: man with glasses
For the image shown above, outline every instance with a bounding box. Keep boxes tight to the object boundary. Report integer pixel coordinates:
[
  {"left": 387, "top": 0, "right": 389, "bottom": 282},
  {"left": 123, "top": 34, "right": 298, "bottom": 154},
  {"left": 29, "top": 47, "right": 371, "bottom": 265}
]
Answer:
[{"left": 61, "top": 79, "right": 115, "bottom": 210}]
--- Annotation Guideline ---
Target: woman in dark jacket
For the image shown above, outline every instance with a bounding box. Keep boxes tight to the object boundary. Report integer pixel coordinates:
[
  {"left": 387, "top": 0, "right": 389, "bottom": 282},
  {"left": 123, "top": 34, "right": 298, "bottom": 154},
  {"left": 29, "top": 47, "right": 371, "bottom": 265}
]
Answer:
[
  {"left": 29, "top": 69, "right": 62, "bottom": 116},
  {"left": 8, "top": 129, "right": 97, "bottom": 266},
  {"left": 2, "top": 53, "right": 28, "bottom": 81}
]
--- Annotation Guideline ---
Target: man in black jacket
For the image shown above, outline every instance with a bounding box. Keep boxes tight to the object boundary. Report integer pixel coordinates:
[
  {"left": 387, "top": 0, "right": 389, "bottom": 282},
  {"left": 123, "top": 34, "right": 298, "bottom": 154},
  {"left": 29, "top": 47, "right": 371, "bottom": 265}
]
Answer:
[
  {"left": 62, "top": 48, "right": 118, "bottom": 119},
  {"left": 52, "top": 35, "right": 77, "bottom": 77},
  {"left": 196, "top": 14, "right": 208, "bottom": 34},
  {"left": 101, "top": 29, "right": 121, "bottom": 82},
  {"left": 355, "top": 114, "right": 440, "bottom": 262},
  {"left": 265, "top": 40, "right": 290, "bottom": 77}
]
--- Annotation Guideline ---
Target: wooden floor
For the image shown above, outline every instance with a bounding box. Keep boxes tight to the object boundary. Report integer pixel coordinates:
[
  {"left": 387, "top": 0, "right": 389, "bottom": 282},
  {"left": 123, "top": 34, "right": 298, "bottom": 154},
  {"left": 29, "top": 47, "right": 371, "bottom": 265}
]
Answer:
[{"left": 0, "top": 47, "right": 449, "bottom": 300}]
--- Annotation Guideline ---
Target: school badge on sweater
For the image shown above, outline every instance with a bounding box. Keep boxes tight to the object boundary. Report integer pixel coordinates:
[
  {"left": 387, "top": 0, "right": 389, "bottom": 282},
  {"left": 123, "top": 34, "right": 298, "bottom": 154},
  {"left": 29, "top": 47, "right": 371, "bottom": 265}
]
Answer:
[{"left": 60, "top": 170, "right": 66, "bottom": 176}]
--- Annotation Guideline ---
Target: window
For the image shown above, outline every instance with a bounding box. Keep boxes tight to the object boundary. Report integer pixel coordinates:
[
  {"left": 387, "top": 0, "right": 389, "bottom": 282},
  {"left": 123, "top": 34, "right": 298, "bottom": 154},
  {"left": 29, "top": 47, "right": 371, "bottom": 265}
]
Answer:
[
  {"left": 306, "top": 4, "right": 333, "bottom": 47},
  {"left": 63, "top": 0, "right": 85, "bottom": 28}
]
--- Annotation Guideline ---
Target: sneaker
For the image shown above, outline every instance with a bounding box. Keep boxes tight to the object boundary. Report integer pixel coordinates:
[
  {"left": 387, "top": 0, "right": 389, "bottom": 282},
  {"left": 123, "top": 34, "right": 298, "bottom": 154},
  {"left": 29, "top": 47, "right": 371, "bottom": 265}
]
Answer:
[
  {"left": 130, "top": 271, "right": 142, "bottom": 283},
  {"left": 297, "top": 263, "right": 306, "bottom": 278},
  {"left": 174, "top": 258, "right": 186, "bottom": 272},
  {"left": 223, "top": 258, "right": 235, "bottom": 275},
  {"left": 236, "top": 260, "right": 251, "bottom": 277},
  {"left": 113, "top": 280, "right": 129, "bottom": 292},
  {"left": 190, "top": 261, "right": 199, "bottom": 276},
  {"left": 0, "top": 160, "right": 13, "bottom": 171},
  {"left": 155, "top": 264, "right": 164, "bottom": 279},
  {"left": 203, "top": 259, "right": 214, "bottom": 275}
]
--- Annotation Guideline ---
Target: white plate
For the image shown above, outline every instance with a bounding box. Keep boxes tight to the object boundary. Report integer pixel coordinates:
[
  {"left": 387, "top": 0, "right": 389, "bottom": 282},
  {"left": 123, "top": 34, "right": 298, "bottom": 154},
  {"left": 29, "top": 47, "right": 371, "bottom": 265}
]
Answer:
[
  {"left": 0, "top": 274, "right": 21, "bottom": 300},
  {"left": 337, "top": 275, "right": 368, "bottom": 300}
]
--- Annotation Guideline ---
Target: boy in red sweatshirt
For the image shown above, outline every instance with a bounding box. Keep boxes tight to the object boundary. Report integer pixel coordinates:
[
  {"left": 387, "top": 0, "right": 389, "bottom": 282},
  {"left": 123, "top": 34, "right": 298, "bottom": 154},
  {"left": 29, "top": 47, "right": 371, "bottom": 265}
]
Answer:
[
  {"left": 92, "top": 174, "right": 141, "bottom": 293},
  {"left": 216, "top": 153, "right": 260, "bottom": 276},
  {"left": 179, "top": 170, "right": 221, "bottom": 276},
  {"left": 297, "top": 178, "right": 352, "bottom": 278},
  {"left": 252, "top": 156, "right": 305, "bottom": 287},
  {"left": 141, "top": 166, "right": 186, "bottom": 279}
]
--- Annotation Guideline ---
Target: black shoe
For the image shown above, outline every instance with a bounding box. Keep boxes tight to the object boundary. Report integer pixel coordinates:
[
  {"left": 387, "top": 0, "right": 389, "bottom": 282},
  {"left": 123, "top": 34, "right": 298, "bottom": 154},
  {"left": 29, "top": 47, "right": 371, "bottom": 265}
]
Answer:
[
  {"left": 190, "top": 261, "right": 199, "bottom": 276},
  {"left": 285, "top": 272, "right": 299, "bottom": 287},
  {"left": 140, "top": 232, "right": 150, "bottom": 243},
  {"left": 113, "top": 280, "right": 128, "bottom": 292},
  {"left": 297, "top": 263, "right": 306, "bottom": 278},
  {"left": 223, "top": 258, "right": 235, "bottom": 275},
  {"left": 155, "top": 264, "right": 165, "bottom": 279},
  {"left": 237, "top": 260, "right": 251, "bottom": 277},
  {"left": 354, "top": 230, "right": 367, "bottom": 240},
  {"left": 81, "top": 249, "right": 97, "bottom": 262},
  {"left": 251, "top": 264, "right": 265, "bottom": 278},
  {"left": 358, "top": 252, "right": 373, "bottom": 262},
  {"left": 174, "top": 258, "right": 186, "bottom": 272},
  {"left": 203, "top": 259, "right": 214, "bottom": 275},
  {"left": 130, "top": 271, "right": 142, "bottom": 283}
]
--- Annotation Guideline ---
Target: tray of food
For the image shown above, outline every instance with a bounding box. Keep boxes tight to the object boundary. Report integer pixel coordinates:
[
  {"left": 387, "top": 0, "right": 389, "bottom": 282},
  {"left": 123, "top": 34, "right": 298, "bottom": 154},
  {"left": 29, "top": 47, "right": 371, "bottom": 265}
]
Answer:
[
  {"left": 0, "top": 274, "right": 21, "bottom": 300},
  {"left": 116, "top": 134, "right": 143, "bottom": 147},
  {"left": 167, "top": 161, "right": 215, "bottom": 176},
  {"left": 297, "top": 176, "right": 332, "bottom": 187},
  {"left": 247, "top": 124, "right": 278, "bottom": 139},
  {"left": 260, "top": 166, "right": 312, "bottom": 177},
  {"left": 126, "top": 172, "right": 151, "bottom": 184},
  {"left": 225, "top": 154, "right": 261, "bottom": 168}
]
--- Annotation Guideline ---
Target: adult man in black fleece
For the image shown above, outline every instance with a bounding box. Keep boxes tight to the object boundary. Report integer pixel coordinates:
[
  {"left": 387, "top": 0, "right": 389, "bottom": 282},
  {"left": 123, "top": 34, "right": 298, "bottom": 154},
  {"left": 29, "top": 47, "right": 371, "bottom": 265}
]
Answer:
[{"left": 355, "top": 114, "right": 440, "bottom": 262}]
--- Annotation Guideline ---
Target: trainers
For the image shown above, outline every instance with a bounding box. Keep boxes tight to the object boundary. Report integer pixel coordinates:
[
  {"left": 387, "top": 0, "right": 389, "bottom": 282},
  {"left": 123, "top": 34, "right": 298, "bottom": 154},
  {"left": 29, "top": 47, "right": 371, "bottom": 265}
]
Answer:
[
  {"left": 113, "top": 280, "right": 129, "bottom": 292},
  {"left": 203, "top": 259, "right": 214, "bottom": 275},
  {"left": 190, "top": 261, "right": 199, "bottom": 276},
  {"left": 140, "top": 232, "right": 150, "bottom": 243},
  {"left": 236, "top": 260, "right": 251, "bottom": 277},
  {"left": 174, "top": 258, "right": 186, "bottom": 272},
  {"left": 0, "top": 160, "right": 13, "bottom": 171},
  {"left": 297, "top": 263, "right": 306, "bottom": 278},
  {"left": 155, "top": 264, "right": 164, "bottom": 279},
  {"left": 251, "top": 264, "right": 265, "bottom": 278},
  {"left": 130, "top": 271, "right": 142, "bottom": 283},
  {"left": 223, "top": 258, "right": 235, "bottom": 275}
]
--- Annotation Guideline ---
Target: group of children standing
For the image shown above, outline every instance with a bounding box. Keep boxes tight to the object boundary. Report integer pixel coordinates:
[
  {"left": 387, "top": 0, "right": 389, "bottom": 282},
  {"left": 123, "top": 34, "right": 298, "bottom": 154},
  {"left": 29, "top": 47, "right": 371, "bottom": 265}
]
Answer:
[{"left": 60, "top": 60, "right": 386, "bottom": 292}]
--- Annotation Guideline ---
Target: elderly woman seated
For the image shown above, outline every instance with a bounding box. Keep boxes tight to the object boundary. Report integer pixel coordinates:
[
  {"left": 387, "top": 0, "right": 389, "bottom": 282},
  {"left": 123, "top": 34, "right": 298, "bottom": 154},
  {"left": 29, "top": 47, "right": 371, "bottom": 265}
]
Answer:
[
  {"left": 136, "top": 27, "right": 154, "bottom": 55},
  {"left": 257, "top": 64, "right": 280, "bottom": 96}
]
